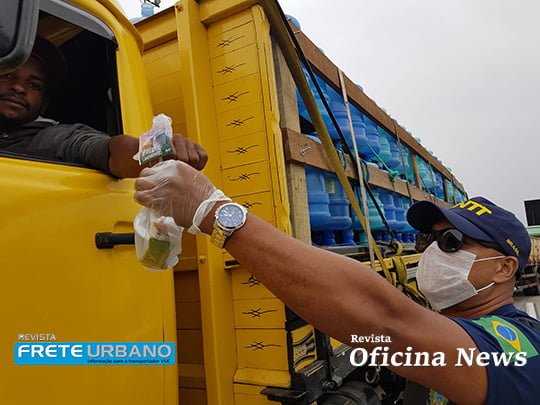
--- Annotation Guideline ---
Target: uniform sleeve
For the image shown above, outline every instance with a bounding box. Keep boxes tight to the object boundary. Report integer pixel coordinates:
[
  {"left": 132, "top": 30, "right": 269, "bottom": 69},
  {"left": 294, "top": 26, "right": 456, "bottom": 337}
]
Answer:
[
  {"left": 451, "top": 317, "right": 538, "bottom": 405},
  {"left": 34, "top": 124, "right": 112, "bottom": 174}
]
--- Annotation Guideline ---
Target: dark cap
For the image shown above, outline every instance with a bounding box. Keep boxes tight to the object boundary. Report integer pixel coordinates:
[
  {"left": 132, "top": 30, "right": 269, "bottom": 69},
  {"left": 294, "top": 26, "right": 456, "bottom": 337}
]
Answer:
[
  {"left": 30, "top": 36, "right": 67, "bottom": 89},
  {"left": 407, "top": 197, "right": 531, "bottom": 270}
]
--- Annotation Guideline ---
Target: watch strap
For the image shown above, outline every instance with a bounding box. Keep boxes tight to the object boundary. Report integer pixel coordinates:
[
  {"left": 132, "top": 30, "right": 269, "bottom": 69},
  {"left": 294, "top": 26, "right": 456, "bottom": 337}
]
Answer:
[{"left": 210, "top": 225, "right": 230, "bottom": 248}]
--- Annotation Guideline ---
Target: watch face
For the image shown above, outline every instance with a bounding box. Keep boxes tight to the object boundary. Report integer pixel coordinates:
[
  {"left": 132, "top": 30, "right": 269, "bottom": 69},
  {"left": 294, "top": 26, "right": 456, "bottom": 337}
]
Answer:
[{"left": 218, "top": 204, "right": 245, "bottom": 228}]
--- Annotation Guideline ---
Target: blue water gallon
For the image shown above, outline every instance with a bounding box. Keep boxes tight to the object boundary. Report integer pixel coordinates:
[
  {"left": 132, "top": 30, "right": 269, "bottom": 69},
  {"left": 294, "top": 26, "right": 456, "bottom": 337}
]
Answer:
[
  {"left": 305, "top": 166, "right": 331, "bottom": 231},
  {"left": 350, "top": 107, "right": 371, "bottom": 160},
  {"left": 417, "top": 159, "right": 435, "bottom": 190},
  {"left": 377, "top": 128, "right": 392, "bottom": 171},
  {"left": 377, "top": 189, "right": 398, "bottom": 231},
  {"left": 286, "top": 14, "right": 301, "bottom": 29},
  {"left": 401, "top": 199, "right": 417, "bottom": 243},
  {"left": 296, "top": 88, "right": 310, "bottom": 123},
  {"left": 346, "top": 185, "right": 369, "bottom": 245},
  {"left": 444, "top": 178, "right": 453, "bottom": 203},
  {"left": 363, "top": 117, "right": 380, "bottom": 162},
  {"left": 323, "top": 173, "right": 353, "bottom": 245},
  {"left": 393, "top": 195, "right": 408, "bottom": 232},
  {"left": 326, "top": 83, "right": 349, "bottom": 142},
  {"left": 386, "top": 133, "right": 402, "bottom": 171},
  {"left": 369, "top": 189, "right": 387, "bottom": 241},
  {"left": 297, "top": 67, "right": 334, "bottom": 135},
  {"left": 435, "top": 172, "right": 445, "bottom": 200},
  {"left": 403, "top": 146, "right": 415, "bottom": 183}
]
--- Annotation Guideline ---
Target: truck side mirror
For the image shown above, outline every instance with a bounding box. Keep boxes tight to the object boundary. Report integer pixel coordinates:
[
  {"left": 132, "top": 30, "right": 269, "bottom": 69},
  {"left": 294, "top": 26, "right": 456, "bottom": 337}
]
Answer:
[{"left": 0, "top": 0, "right": 40, "bottom": 74}]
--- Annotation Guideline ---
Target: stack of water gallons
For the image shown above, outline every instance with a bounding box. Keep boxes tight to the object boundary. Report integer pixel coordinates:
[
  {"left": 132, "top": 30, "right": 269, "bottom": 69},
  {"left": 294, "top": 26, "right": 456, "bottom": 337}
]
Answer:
[
  {"left": 416, "top": 156, "right": 435, "bottom": 195},
  {"left": 454, "top": 186, "right": 466, "bottom": 203},
  {"left": 433, "top": 170, "right": 445, "bottom": 200},
  {"left": 305, "top": 156, "right": 354, "bottom": 246},
  {"left": 444, "top": 178, "right": 455, "bottom": 204},
  {"left": 299, "top": 67, "right": 419, "bottom": 246}
]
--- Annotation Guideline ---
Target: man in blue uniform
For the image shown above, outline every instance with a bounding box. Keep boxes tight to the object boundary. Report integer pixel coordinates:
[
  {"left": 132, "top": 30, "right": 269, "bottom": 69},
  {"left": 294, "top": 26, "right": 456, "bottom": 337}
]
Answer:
[
  {"left": 403, "top": 197, "right": 540, "bottom": 404},
  {"left": 133, "top": 160, "right": 540, "bottom": 404},
  {"left": 0, "top": 36, "right": 207, "bottom": 177}
]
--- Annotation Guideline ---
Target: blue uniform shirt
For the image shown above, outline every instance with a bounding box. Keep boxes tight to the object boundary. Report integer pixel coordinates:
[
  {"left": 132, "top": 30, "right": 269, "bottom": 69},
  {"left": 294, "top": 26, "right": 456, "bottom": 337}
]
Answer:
[{"left": 450, "top": 304, "right": 540, "bottom": 405}]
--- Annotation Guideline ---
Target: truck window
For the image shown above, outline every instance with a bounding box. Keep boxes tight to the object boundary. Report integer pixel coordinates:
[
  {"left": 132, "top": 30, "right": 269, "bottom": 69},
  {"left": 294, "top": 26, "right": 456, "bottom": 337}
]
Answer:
[{"left": 0, "top": 4, "right": 121, "bottom": 169}]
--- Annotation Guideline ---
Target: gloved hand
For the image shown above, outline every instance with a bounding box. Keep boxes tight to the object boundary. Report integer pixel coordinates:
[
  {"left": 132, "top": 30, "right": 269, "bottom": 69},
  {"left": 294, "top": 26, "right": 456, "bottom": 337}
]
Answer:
[{"left": 134, "top": 160, "right": 230, "bottom": 233}]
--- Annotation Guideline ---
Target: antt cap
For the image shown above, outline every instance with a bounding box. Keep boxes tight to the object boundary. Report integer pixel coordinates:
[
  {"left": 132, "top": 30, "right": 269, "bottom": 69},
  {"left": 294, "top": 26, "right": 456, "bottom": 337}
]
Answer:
[{"left": 407, "top": 197, "right": 531, "bottom": 270}]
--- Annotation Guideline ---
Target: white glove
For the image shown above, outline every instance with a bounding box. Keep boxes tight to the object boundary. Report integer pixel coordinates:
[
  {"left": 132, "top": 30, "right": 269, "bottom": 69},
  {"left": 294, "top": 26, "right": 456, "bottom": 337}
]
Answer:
[{"left": 134, "top": 160, "right": 230, "bottom": 233}]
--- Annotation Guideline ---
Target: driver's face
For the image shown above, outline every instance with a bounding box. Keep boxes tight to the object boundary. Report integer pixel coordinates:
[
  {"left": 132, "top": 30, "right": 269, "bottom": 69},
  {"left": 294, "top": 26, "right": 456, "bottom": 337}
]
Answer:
[{"left": 0, "top": 57, "right": 47, "bottom": 128}]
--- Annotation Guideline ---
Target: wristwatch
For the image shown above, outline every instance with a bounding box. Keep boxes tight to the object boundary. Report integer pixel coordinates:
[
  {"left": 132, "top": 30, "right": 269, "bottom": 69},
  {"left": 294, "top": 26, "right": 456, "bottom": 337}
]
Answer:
[{"left": 210, "top": 202, "right": 248, "bottom": 248}]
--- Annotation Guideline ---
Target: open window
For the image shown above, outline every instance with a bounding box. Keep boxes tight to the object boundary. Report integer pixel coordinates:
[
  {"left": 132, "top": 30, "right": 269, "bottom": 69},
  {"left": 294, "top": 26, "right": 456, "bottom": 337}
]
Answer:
[{"left": 0, "top": 0, "right": 122, "bottom": 168}]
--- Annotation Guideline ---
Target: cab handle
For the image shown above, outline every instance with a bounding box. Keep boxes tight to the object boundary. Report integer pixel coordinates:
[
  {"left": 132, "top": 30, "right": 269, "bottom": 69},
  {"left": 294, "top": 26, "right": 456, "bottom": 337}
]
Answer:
[{"left": 95, "top": 232, "right": 135, "bottom": 249}]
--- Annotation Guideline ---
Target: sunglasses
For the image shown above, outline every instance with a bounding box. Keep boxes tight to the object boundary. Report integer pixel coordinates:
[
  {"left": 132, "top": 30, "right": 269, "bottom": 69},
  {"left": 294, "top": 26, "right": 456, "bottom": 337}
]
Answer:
[{"left": 415, "top": 228, "right": 502, "bottom": 253}]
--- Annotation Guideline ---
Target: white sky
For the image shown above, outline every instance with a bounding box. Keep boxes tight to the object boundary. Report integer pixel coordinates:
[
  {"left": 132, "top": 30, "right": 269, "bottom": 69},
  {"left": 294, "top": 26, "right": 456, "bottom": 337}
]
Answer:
[{"left": 119, "top": 0, "right": 539, "bottom": 223}]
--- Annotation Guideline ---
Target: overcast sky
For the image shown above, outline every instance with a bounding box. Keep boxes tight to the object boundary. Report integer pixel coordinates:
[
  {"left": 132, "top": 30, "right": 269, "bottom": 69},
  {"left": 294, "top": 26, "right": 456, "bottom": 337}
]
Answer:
[{"left": 120, "top": 0, "right": 539, "bottom": 223}]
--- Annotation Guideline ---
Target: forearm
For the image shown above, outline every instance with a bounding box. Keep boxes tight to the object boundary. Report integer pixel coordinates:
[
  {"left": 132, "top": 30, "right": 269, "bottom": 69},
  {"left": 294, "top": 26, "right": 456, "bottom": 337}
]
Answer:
[
  {"left": 202, "top": 210, "right": 414, "bottom": 345},
  {"left": 108, "top": 135, "right": 141, "bottom": 178}
]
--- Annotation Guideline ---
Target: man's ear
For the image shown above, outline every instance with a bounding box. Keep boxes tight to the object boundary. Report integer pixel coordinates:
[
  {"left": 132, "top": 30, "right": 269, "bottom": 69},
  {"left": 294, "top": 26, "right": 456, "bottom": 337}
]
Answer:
[{"left": 493, "top": 256, "right": 519, "bottom": 283}]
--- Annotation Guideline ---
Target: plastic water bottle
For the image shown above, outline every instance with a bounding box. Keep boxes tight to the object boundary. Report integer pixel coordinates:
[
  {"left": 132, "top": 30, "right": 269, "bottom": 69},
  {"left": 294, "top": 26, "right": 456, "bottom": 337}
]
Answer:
[
  {"left": 303, "top": 134, "right": 331, "bottom": 245},
  {"left": 435, "top": 171, "right": 445, "bottom": 200},
  {"left": 325, "top": 84, "right": 350, "bottom": 142},
  {"left": 347, "top": 185, "right": 367, "bottom": 245},
  {"left": 324, "top": 173, "right": 353, "bottom": 245},
  {"left": 401, "top": 198, "right": 416, "bottom": 243},
  {"left": 417, "top": 158, "right": 434, "bottom": 190},
  {"left": 305, "top": 167, "right": 331, "bottom": 231},
  {"left": 286, "top": 14, "right": 301, "bottom": 29},
  {"left": 350, "top": 106, "right": 371, "bottom": 160},
  {"left": 444, "top": 178, "right": 453, "bottom": 203},
  {"left": 369, "top": 189, "right": 387, "bottom": 241},
  {"left": 393, "top": 195, "right": 408, "bottom": 231},
  {"left": 363, "top": 117, "right": 381, "bottom": 163},
  {"left": 386, "top": 133, "right": 402, "bottom": 172},
  {"left": 377, "top": 127, "right": 392, "bottom": 171},
  {"left": 402, "top": 146, "right": 415, "bottom": 183}
]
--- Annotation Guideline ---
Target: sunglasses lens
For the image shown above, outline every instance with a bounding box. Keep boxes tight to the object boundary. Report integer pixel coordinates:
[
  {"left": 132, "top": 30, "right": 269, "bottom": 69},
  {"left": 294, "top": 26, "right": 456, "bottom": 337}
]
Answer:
[
  {"left": 438, "top": 229, "right": 463, "bottom": 252},
  {"left": 415, "top": 232, "right": 433, "bottom": 253}
]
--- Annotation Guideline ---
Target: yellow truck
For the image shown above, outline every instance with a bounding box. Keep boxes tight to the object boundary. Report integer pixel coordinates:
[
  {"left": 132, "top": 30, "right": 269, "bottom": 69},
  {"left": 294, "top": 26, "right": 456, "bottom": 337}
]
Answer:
[{"left": 1, "top": 1, "right": 468, "bottom": 404}]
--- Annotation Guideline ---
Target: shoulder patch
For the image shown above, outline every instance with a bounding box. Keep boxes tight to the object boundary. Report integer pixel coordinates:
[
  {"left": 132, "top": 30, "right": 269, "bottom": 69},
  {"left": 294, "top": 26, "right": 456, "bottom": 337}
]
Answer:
[
  {"left": 472, "top": 316, "right": 538, "bottom": 359},
  {"left": 428, "top": 389, "right": 449, "bottom": 405}
]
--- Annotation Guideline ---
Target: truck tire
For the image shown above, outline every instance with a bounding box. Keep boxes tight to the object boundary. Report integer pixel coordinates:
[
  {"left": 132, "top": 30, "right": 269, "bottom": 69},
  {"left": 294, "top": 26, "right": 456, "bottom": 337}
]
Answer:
[{"left": 319, "top": 381, "right": 381, "bottom": 405}]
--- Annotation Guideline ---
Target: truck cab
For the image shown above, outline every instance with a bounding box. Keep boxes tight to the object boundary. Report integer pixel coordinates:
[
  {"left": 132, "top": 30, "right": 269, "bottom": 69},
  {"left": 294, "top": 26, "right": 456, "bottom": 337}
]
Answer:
[{"left": 0, "top": 1, "right": 177, "bottom": 403}]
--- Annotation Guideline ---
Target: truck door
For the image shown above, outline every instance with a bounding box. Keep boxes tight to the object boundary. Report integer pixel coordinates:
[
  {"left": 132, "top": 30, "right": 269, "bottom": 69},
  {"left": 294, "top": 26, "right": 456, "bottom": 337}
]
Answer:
[{"left": 0, "top": 3, "right": 176, "bottom": 404}]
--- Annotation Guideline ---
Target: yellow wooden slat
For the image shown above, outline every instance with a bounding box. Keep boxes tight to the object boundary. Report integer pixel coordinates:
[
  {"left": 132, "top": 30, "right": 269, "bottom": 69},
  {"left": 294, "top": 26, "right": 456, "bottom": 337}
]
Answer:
[
  {"left": 211, "top": 44, "right": 260, "bottom": 86},
  {"left": 216, "top": 102, "right": 266, "bottom": 141},
  {"left": 208, "top": 21, "right": 256, "bottom": 58},
  {"left": 233, "top": 298, "right": 286, "bottom": 329},
  {"left": 222, "top": 161, "right": 272, "bottom": 196},
  {"left": 219, "top": 131, "right": 269, "bottom": 169},
  {"left": 213, "top": 73, "right": 263, "bottom": 113},
  {"left": 236, "top": 329, "right": 288, "bottom": 370}
]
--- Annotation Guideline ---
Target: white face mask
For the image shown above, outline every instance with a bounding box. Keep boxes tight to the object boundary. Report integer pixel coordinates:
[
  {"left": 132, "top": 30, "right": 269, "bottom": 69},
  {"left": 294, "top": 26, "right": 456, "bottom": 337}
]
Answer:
[{"left": 416, "top": 242, "right": 505, "bottom": 311}]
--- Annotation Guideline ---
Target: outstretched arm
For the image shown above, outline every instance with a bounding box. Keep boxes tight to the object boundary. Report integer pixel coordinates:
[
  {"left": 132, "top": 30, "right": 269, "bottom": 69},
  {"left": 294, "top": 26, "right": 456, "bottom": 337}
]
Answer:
[
  {"left": 108, "top": 134, "right": 208, "bottom": 178},
  {"left": 134, "top": 161, "right": 488, "bottom": 405}
]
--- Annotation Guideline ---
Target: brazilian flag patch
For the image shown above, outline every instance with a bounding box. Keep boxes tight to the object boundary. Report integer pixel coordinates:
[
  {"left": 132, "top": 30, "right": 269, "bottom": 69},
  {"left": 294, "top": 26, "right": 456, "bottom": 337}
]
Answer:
[{"left": 472, "top": 316, "right": 538, "bottom": 359}]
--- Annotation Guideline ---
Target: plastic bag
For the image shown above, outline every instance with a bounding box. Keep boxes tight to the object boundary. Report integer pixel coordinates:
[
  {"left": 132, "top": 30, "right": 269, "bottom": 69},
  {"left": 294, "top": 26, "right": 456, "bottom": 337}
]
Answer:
[
  {"left": 133, "top": 114, "right": 175, "bottom": 165},
  {"left": 134, "top": 207, "right": 183, "bottom": 271},
  {"left": 133, "top": 115, "right": 182, "bottom": 271}
]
